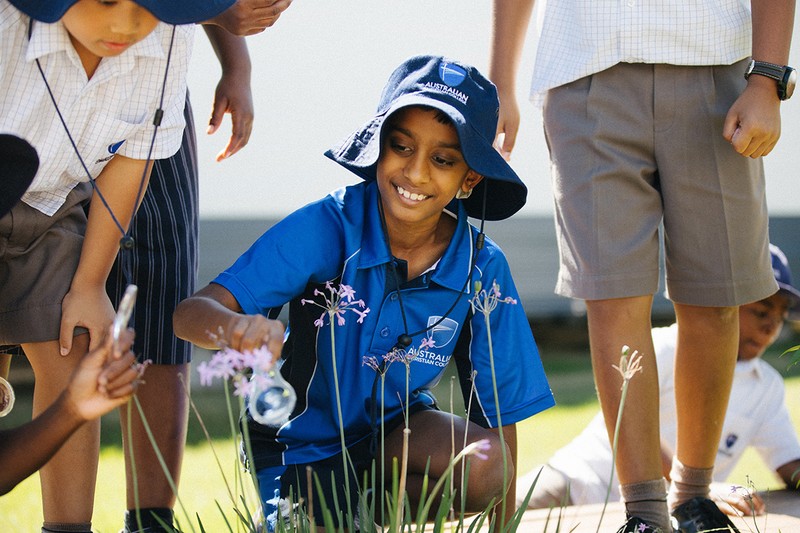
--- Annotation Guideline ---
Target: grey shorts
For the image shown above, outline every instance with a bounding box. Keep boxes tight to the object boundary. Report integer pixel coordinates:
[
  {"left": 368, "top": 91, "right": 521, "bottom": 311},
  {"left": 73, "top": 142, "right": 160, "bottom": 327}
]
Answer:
[
  {"left": 0, "top": 182, "right": 92, "bottom": 345},
  {"left": 543, "top": 60, "right": 776, "bottom": 307}
]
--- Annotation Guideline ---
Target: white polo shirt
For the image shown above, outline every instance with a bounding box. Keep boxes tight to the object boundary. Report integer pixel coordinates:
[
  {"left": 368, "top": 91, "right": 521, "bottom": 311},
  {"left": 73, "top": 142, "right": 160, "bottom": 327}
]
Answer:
[
  {"left": 529, "top": 0, "right": 753, "bottom": 103},
  {"left": 0, "top": 0, "right": 193, "bottom": 215},
  {"left": 547, "top": 324, "right": 800, "bottom": 505}
]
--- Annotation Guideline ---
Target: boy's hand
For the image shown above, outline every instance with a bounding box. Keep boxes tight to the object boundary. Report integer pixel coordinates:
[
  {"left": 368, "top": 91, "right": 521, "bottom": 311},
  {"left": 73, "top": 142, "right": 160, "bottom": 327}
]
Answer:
[
  {"left": 493, "top": 87, "right": 521, "bottom": 160},
  {"left": 225, "top": 314, "right": 285, "bottom": 357},
  {"left": 207, "top": 0, "right": 292, "bottom": 36},
  {"left": 208, "top": 57, "right": 254, "bottom": 161},
  {"left": 64, "top": 326, "right": 144, "bottom": 422},
  {"left": 723, "top": 78, "right": 782, "bottom": 158},
  {"left": 59, "top": 284, "right": 115, "bottom": 356}
]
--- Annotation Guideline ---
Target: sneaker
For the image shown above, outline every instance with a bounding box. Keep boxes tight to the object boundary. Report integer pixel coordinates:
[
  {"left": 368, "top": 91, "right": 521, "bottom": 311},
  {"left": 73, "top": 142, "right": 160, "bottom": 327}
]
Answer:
[
  {"left": 671, "top": 497, "right": 740, "bottom": 532},
  {"left": 616, "top": 516, "right": 664, "bottom": 533}
]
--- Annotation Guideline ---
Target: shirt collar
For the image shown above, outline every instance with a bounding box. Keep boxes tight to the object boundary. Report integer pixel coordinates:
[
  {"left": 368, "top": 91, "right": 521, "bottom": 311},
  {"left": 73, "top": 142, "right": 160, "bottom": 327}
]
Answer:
[
  {"left": 735, "top": 358, "right": 763, "bottom": 380},
  {"left": 357, "top": 181, "right": 475, "bottom": 294},
  {"left": 26, "top": 19, "right": 167, "bottom": 76}
]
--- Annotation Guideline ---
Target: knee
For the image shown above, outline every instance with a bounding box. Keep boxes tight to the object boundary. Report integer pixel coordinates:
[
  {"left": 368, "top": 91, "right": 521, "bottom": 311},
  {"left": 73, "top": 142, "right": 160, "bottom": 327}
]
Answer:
[{"left": 462, "top": 437, "right": 514, "bottom": 510}]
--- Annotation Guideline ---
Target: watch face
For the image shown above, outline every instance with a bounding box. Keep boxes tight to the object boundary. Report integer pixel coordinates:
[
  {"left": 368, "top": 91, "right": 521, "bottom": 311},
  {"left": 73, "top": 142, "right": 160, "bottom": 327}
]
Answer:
[{"left": 784, "top": 67, "right": 797, "bottom": 99}]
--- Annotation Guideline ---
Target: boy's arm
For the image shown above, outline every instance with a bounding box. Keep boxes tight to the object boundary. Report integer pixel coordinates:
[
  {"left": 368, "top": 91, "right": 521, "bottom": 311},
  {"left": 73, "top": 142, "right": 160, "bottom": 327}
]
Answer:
[
  {"left": 173, "top": 283, "right": 285, "bottom": 356},
  {"left": 0, "top": 328, "right": 139, "bottom": 496},
  {"left": 490, "top": 423, "right": 518, "bottom": 525},
  {"left": 777, "top": 459, "right": 800, "bottom": 489},
  {"left": 59, "top": 155, "right": 152, "bottom": 355},
  {"left": 202, "top": 25, "right": 254, "bottom": 161},
  {"left": 723, "top": 0, "right": 795, "bottom": 157},
  {"left": 489, "top": 0, "right": 535, "bottom": 158}
]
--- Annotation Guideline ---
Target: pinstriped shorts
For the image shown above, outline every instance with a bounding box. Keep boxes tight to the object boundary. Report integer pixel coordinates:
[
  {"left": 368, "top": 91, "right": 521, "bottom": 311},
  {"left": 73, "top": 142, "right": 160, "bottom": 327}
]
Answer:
[{"left": 107, "top": 99, "right": 198, "bottom": 365}]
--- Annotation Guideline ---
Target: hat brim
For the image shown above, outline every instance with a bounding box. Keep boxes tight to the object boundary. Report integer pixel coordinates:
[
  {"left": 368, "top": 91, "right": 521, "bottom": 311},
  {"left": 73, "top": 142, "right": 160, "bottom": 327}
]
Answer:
[
  {"left": 325, "top": 94, "right": 527, "bottom": 221},
  {"left": 0, "top": 134, "right": 39, "bottom": 218},
  {"left": 9, "top": 0, "right": 235, "bottom": 24},
  {"left": 778, "top": 282, "right": 800, "bottom": 321}
]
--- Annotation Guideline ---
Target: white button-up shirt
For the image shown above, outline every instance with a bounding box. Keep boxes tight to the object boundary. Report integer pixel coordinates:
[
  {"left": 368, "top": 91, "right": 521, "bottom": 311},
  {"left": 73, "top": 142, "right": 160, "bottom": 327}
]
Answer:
[
  {"left": 0, "top": 1, "right": 192, "bottom": 215},
  {"left": 529, "top": 0, "right": 752, "bottom": 103}
]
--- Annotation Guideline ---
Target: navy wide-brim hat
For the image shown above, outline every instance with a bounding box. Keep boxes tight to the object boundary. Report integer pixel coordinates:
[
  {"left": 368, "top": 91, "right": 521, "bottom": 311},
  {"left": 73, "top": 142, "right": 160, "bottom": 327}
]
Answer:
[
  {"left": 325, "top": 55, "right": 527, "bottom": 221},
  {"left": 771, "top": 244, "right": 800, "bottom": 320},
  {"left": 0, "top": 134, "right": 38, "bottom": 219},
  {"left": 9, "top": 0, "right": 235, "bottom": 25}
]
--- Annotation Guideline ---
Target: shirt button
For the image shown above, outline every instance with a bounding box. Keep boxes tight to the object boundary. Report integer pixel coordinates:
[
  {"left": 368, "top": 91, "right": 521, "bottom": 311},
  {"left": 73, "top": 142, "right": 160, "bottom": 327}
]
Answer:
[
  {"left": 626, "top": 0, "right": 635, "bottom": 6},
  {"left": 390, "top": 293, "right": 398, "bottom": 301},
  {"left": 380, "top": 327, "right": 390, "bottom": 338}
]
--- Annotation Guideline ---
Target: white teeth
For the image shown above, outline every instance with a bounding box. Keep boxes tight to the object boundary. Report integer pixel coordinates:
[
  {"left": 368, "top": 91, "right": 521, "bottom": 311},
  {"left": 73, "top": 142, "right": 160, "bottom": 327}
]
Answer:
[{"left": 396, "top": 185, "right": 427, "bottom": 201}]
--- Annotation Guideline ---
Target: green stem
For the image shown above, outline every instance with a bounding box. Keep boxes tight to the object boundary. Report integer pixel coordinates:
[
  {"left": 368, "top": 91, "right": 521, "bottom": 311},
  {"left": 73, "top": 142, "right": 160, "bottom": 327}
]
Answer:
[
  {"left": 482, "top": 309, "right": 508, "bottom": 526},
  {"left": 597, "top": 378, "right": 630, "bottom": 533},
  {"left": 328, "top": 315, "right": 352, "bottom": 523}
]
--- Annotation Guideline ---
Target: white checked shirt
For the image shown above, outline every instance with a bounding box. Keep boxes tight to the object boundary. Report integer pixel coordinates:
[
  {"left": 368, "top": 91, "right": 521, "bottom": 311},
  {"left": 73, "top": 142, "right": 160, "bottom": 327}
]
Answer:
[
  {"left": 529, "top": 0, "right": 753, "bottom": 103},
  {"left": 0, "top": 1, "right": 193, "bottom": 215}
]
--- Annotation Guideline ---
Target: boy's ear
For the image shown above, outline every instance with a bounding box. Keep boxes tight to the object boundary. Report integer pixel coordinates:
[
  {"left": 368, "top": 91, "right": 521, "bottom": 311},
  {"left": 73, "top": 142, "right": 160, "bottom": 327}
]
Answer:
[{"left": 463, "top": 170, "right": 484, "bottom": 192}]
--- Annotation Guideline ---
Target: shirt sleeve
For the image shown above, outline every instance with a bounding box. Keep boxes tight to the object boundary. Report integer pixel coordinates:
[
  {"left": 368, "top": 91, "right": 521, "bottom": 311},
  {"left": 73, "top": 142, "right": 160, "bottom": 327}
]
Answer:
[
  {"left": 213, "top": 195, "right": 348, "bottom": 315},
  {"left": 457, "top": 243, "right": 555, "bottom": 428},
  {"left": 118, "top": 24, "right": 194, "bottom": 160},
  {"left": 750, "top": 368, "right": 800, "bottom": 471}
]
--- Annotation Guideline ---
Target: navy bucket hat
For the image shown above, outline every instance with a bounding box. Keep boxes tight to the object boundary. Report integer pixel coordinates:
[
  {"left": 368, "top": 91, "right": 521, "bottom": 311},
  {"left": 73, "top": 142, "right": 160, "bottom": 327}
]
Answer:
[
  {"left": 9, "top": 0, "right": 235, "bottom": 25},
  {"left": 0, "top": 134, "right": 38, "bottom": 218},
  {"left": 770, "top": 244, "right": 800, "bottom": 320},
  {"left": 325, "top": 55, "right": 527, "bottom": 221}
]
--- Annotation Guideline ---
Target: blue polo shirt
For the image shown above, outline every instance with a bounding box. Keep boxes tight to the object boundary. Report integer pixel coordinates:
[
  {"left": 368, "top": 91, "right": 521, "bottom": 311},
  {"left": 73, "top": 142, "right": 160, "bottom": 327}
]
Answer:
[{"left": 213, "top": 181, "right": 554, "bottom": 470}]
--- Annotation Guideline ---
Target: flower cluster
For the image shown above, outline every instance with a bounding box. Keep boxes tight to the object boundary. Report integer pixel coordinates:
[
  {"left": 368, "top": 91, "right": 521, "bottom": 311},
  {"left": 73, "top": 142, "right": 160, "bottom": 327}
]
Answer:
[
  {"left": 470, "top": 279, "right": 518, "bottom": 315},
  {"left": 302, "top": 281, "right": 370, "bottom": 327},
  {"left": 196, "top": 345, "right": 275, "bottom": 397}
]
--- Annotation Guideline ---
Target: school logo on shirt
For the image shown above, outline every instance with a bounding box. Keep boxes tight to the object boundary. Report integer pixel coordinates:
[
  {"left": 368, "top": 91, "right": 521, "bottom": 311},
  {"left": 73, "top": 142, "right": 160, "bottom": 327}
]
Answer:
[
  {"left": 427, "top": 316, "right": 459, "bottom": 349},
  {"left": 96, "top": 140, "right": 126, "bottom": 163}
]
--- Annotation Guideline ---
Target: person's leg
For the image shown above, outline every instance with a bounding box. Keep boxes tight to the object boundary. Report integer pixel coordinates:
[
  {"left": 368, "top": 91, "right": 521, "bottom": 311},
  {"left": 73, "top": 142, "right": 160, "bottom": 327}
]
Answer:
[
  {"left": 382, "top": 410, "right": 511, "bottom": 514},
  {"left": 24, "top": 337, "right": 96, "bottom": 531},
  {"left": 516, "top": 464, "right": 571, "bottom": 509},
  {"left": 585, "top": 296, "right": 670, "bottom": 531},
  {"left": 669, "top": 303, "right": 738, "bottom": 508},
  {"left": 120, "top": 364, "right": 189, "bottom": 508},
  {"left": 111, "top": 97, "right": 198, "bottom": 532}
]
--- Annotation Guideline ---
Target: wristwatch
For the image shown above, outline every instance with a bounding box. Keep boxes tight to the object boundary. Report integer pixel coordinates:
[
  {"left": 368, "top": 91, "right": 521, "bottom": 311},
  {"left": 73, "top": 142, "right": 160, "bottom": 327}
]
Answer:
[{"left": 744, "top": 60, "right": 796, "bottom": 100}]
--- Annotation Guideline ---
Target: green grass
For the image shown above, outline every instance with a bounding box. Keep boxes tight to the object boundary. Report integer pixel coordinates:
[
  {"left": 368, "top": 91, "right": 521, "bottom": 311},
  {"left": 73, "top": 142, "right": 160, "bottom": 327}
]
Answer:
[{"left": 2, "top": 343, "right": 799, "bottom": 531}]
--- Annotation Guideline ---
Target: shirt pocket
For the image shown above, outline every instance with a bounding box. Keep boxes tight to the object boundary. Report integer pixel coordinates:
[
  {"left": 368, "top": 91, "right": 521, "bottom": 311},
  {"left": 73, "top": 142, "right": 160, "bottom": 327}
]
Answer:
[{"left": 69, "top": 117, "right": 142, "bottom": 180}]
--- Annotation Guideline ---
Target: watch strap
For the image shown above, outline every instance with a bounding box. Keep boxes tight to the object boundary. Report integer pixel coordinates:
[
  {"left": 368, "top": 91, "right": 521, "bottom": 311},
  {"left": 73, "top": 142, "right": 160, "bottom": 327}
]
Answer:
[{"left": 746, "top": 60, "right": 785, "bottom": 82}]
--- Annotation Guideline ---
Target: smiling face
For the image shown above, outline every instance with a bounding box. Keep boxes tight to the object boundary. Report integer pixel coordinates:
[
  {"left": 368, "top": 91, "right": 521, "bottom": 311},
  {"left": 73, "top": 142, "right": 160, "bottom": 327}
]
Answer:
[
  {"left": 62, "top": 0, "right": 158, "bottom": 76},
  {"left": 376, "top": 106, "right": 482, "bottom": 231},
  {"left": 737, "top": 292, "right": 790, "bottom": 361}
]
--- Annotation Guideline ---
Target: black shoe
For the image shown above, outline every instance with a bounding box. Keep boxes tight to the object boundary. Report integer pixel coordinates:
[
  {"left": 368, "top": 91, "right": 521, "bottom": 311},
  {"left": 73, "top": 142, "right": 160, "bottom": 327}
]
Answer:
[
  {"left": 671, "top": 497, "right": 739, "bottom": 532},
  {"left": 616, "top": 516, "right": 665, "bottom": 533}
]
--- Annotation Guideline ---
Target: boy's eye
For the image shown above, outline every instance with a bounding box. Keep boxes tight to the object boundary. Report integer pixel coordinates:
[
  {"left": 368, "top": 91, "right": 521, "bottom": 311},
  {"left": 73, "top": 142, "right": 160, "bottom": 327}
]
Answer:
[
  {"left": 390, "top": 140, "right": 412, "bottom": 154},
  {"left": 432, "top": 155, "right": 455, "bottom": 167}
]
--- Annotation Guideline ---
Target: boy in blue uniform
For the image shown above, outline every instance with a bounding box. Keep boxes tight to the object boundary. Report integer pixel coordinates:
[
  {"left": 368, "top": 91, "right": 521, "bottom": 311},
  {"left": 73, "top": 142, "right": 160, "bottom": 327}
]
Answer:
[{"left": 174, "top": 55, "right": 554, "bottom": 529}]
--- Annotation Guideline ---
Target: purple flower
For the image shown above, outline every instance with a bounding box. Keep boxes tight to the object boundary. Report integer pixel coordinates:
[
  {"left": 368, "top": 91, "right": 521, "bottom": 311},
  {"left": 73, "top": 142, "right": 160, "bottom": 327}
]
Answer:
[
  {"left": 419, "top": 337, "right": 436, "bottom": 350},
  {"left": 197, "top": 345, "right": 275, "bottom": 389},
  {"left": 470, "top": 280, "right": 518, "bottom": 315},
  {"left": 301, "top": 282, "right": 371, "bottom": 329}
]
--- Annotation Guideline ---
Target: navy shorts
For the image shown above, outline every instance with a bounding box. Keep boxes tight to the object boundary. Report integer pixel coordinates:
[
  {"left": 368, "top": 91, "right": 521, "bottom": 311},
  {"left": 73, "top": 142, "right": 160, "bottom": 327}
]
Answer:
[{"left": 107, "top": 97, "right": 198, "bottom": 365}]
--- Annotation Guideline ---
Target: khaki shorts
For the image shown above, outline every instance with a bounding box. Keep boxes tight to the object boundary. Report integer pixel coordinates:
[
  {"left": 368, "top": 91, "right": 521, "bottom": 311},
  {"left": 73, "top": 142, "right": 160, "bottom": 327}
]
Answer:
[
  {"left": 0, "top": 183, "right": 92, "bottom": 345},
  {"left": 543, "top": 60, "right": 776, "bottom": 307}
]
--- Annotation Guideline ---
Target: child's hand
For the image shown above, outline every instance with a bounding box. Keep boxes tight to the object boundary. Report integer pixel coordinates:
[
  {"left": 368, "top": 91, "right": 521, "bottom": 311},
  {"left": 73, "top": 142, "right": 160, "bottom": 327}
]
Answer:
[
  {"left": 225, "top": 314, "right": 285, "bottom": 357},
  {"left": 206, "top": 0, "right": 293, "bottom": 36},
  {"left": 64, "top": 326, "right": 144, "bottom": 422},
  {"left": 207, "top": 59, "right": 254, "bottom": 161},
  {"left": 59, "top": 284, "right": 115, "bottom": 356},
  {"left": 723, "top": 77, "right": 782, "bottom": 158}
]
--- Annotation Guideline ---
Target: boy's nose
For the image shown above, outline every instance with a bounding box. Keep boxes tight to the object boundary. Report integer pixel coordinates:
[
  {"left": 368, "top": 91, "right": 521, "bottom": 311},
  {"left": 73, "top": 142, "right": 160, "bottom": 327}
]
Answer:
[{"left": 403, "top": 155, "right": 429, "bottom": 184}]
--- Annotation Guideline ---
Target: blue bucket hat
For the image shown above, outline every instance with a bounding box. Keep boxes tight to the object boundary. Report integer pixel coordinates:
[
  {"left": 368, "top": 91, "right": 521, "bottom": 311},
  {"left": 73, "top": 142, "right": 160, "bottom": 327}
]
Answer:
[
  {"left": 770, "top": 244, "right": 800, "bottom": 320},
  {"left": 9, "top": 0, "right": 235, "bottom": 25},
  {"left": 325, "top": 55, "right": 527, "bottom": 221},
  {"left": 0, "top": 134, "right": 38, "bottom": 219}
]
